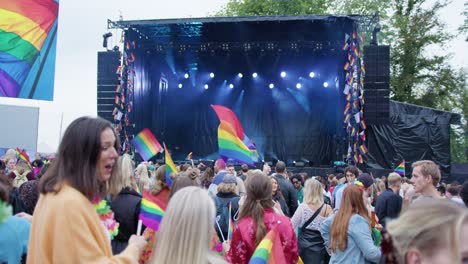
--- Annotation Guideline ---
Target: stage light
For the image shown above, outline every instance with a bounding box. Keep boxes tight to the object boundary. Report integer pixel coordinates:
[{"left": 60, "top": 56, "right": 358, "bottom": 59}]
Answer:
[
  {"left": 296, "top": 83, "right": 302, "bottom": 89},
  {"left": 309, "top": 72, "right": 315, "bottom": 78},
  {"left": 229, "top": 84, "right": 234, "bottom": 89},
  {"left": 210, "top": 72, "right": 215, "bottom": 78},
  {"left": 238, "top": 73, "right": 243, "bottom": 78},
  {"left": 323, "top": 82, "right": 329, "bottom": 88},
  {"left": 184, "top": 73, "right": 189, "bottom": 79},
  {"left": 252, "top": 72, "right": 258, "bottom": 78},
  {"left": 178, "top": 83, "right": 183, "bottom": 88},
  {"left": 204, "top": 84, "right": 209, "bottom": 89},
  {"left": 269, "top": 83, "right": 274, "bottom": 89},
  {"left": 280, "top": 71, "right": 286, "bottom": 78}
]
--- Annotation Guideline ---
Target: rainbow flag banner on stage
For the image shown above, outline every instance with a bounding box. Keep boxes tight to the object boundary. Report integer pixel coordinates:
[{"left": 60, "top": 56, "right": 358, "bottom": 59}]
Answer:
[
  {"left": 211, "top": 105, "right": 255, "bottom": 166},
  {"left": 131, "top": 128, "right": 163, "bottom": 161},
  {"left": 248, "top": 227, "right": 286, "bottom": 264},
  {"left": 164, "top": 143, "right": 178, "bottom": 187},
  {"left": 394, "top": 161, "right": 405, "bottom": 176},
  {"left": 139, "top": 190, "right": 167, "bottom": 231},
  {"left": 0, "top": 0, "right": 59, "bottom": 100}
]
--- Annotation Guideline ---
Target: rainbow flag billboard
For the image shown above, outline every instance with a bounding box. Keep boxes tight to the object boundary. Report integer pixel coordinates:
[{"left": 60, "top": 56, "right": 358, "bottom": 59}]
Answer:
[{"left": 0, "top": 0, "right": 59, "bottom": 100}]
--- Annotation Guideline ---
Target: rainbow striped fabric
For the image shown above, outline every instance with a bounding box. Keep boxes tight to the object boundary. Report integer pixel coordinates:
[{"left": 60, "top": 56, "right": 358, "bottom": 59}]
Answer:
[
  {"left": 164, "top": 143, "right": 178, "bottom": 187},
  {"left": 211, "top": 105, "right": 254, "bottom": 166},
  {"left": 15, "top": 148, "right": 31, "bottom": 168},
  {"left": 248, "top": 227, "right": 286, "bottom": 264},
  {"left": 394, "top": 161, "right": 405, "bottom": 176},
  {"left": 139, "top": 190, "right": 167, "bottom": 231},
  {"left": 185, "top": 152, "right": 193, "bottom": 160},
  {"left": 0, "top": 0, "right": 59, "bottom": 99},
  {"left": 131, "top": 128, "right": 163, "bottom": 161},
  {"left": 227, "top": 201, "right": 234, "bottom": 240}
]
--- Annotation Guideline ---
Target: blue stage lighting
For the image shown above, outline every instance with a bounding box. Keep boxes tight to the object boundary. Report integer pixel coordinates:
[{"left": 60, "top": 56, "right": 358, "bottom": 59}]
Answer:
[
  {"left": 269, "top": 83, "right": 274, "bottom": 89},
  {"left": 296, "top": 83, "right": 302, "bottom": 89},
  {"left": 280, "top": 71, "right": 286, "bottom": 78},
  {"left": 323, "top": 82, "right": 329, "bottom": 88},
  {"left": 252, "top": 72, "right": 258, "bottom": 78},
  {"left": 178, "top": 83, "right": 183, "bottom": 88},
  {"left": 238, "top": 73, "right": 243, "bottom": 78},
  {"left": 309, "top": 72, "right": 315, "bottom": 78},
  {"left": 229, "top": 84, "right": 234, "bottom": 89},
  {"left": 204, "top": 84, "right": 209, "bottom": 89},
  {"left": 210, "top": 72, "right": 215, "bottom": 78},
  {"left": 184, "top": 73, "right": 189, "bottom": 79}
]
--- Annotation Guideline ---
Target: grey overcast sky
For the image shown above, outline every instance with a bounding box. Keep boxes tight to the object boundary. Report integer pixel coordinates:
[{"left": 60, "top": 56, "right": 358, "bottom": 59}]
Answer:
[{"left": 0, "top": 0, "right": 465, "bottom": 152}]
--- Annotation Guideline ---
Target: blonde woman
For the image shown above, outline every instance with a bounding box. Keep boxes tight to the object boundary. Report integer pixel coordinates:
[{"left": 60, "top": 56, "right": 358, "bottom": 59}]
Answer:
[
  {"left": 109, "top": 154, "right": 142, "bottom": 254},
  {"left": 385, "top": 199, "right": 468, "bottom": 264},
  {"left": 291, "top": 178, "right": 332, "bottom": 263},
  {"left": 152, "top": 186, "right": 226, "bottom": 264},
  {"left": 135, "top": 163, "right": 150, "bottom": 192}
]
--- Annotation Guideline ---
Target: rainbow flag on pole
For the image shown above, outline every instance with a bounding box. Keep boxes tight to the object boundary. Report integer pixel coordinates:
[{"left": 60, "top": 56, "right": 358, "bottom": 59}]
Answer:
[
  {"left": 0, "top": 0, "right": 59, "bottom": 100},
  {"left": 139, "top": 190, "right": 167, "bottom": 231},
  {"left": 164, "top": 143, "right": 178, "bottom": 187},
  {"left": 15, "top": 148, "right": 31, "bottom": 168},
  {"left": 185, "top": 152, "right": 193, "bottom": 160},
  {"left": 394, "top": 161, "right": 405, "bottom": 176},
  {"left": 131, "top": 128, "right": 163, "bottom": 161},
  {"left": 248, "top": 227, "right": 287, "bottom": 264},
  {"left": 211, "top": 105, "right": 254, "bottom": 166},
  {"left": 227, "top": 201, "right": 234, "bottom": 240}
]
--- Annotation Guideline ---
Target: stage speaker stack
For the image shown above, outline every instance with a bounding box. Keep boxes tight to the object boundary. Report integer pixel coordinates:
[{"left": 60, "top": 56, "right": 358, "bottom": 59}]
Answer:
[
  {"left": 97, "top": 51, "right": 121, "bottom": 123},
  {"left": 363, "top": 45, "right": 390, "bottom": 125}
]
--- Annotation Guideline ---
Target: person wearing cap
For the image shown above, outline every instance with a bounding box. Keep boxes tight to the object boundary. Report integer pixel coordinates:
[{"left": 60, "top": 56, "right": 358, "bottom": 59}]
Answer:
[
  {"left": 213, "top": 174, "right": 240, "bottom": 240},
  {"left": 356, "top": 173, "right": 375, "bottom": 216}
]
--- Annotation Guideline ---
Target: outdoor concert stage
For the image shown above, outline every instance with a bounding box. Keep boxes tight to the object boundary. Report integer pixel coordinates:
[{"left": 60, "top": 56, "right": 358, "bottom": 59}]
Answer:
[{"left": 100, "top": 15, "right": 460, "bottom": 180}]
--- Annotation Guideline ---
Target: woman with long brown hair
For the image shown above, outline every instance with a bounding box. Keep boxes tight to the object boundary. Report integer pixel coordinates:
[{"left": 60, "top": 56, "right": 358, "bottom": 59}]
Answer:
[
  {"left": 320, "top": 185, "right": 381, "bottom": 263},
  {"left": 226, "top": 171, "right": 298, "bottom": 264}
]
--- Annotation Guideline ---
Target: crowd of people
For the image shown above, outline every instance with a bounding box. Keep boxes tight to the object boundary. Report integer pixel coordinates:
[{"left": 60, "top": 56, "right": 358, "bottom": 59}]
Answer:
[{"left": 0, "top": 116, "right": 467, "bottom": 264}]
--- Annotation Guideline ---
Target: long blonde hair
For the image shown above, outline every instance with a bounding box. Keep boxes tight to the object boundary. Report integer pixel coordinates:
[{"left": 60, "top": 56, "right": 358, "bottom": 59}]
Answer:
[
  {"left": 152, "top": 186, "right": 226, "bottom": 264},
  {"left": 108, "top": 154, "right": 135, "bottom": 197},
  {"left": 303, "top": 178, "right": 324, "bottom": 205},
  {"left": 386, "top": 199, "right": 468, "bottom": 264},
  {"left": 135, "top": 163, "right": 150, "bottom": 191}
]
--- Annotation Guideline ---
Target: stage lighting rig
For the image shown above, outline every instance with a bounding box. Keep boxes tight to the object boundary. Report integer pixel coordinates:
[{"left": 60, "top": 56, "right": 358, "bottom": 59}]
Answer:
[{"left": 102, "top": 32, "right": 112, "bottom": 50}]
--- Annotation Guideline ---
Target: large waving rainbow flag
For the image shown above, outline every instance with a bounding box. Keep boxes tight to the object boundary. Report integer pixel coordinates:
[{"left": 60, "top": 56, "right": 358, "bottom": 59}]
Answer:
[
  {"left": 211, "top": 105, "right": 255, "bottom": 166},
  {"left": 131, "top": 128, "right": 163, "bottom": 161},
  {"left": 0, "top": 0, "right": 59, "bottom": 100},
  {"left": 139, "top": 190, "right": 167, "bottom": 231},
  {"left": 248, "top": 227, "right": 287, "bottom": 264},
  {"left": 164, "top": 143, "right": 178, "bottom": 187}
]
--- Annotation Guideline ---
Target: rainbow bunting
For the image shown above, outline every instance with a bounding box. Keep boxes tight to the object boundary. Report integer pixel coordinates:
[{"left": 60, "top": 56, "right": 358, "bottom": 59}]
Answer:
[
  {"left": 164, "top": 143, "right": 178, "bottom": 187},
  {"left": 342, "top": 42, "right": 349, "bottom": 51},
  {"left": 228, "top": 201, "right": 234, "bottom": 240},
  {"left": 248, "top": 227, "right": 286, "bottom": 264},
  {"left": 350, "top": 57, "right": 355, "bottom": 67},
  {"left": 15, "top": 148, "right": 31, "bottom": 168},
  {"left": 115, "top": 84, "right": 122, "bottom": 93},
  {"left": 354, "top": 48, "right": 360, "bottom": 57},
  {"left": 352, "top": 32, "right": 357, "bottom": 39},
  {"left": 125, "top": 41, "right": 130, "bottom": 50},
  {"left": 131, "top": 128, "right": 163, "bottom": 161},
  {"left": 358, "top": 154, "right": 363, "bottom": 164},
  {"left": 211, "top": 105, "right": 254, "bottom": 166},
  {"left": 359, "top": 145, "right": 368, "bottom": 154},
  {"left": 0, "top": 0, "right": 59, "bottom": 98},
  {"left": 360, "top": 120, "right": 367, "bottom": 130},
  {"left": 360, "top": 131, "right": 366, "bottom": 141},
  {"left": 359, "top": 34, "right": 364, "bottom": 43},
  {"left": 344, "top": 62, "right": 350, "bottom": 70},
  {"left": 139, "top": 190, "right": 167, "bottom": 231},
  {"left": 394, "top": 161, "right": 405, "bottom": 176},
  {"left": 361, "top": 64, "right": 366, "bottom": 74},
  {"left": 346, "top": 93, "right": 351, "bottom": 101},
  {"left": 185, "top": 152, "right": 193, "bottom": 160},
  {"left": 114, "top": 95, "right": 119, "bottom": 105},
  {"left": 343, "top": 102, "right": 350, "bottom": 115},
  {"left": 343, "top": 114, "right": 351, "bottom": 124}
]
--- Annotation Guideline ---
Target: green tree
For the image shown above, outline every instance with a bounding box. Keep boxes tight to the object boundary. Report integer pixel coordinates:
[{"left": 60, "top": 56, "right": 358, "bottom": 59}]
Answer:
[{"left": 215, "top": 0, "right": 330, "bottom": 16}]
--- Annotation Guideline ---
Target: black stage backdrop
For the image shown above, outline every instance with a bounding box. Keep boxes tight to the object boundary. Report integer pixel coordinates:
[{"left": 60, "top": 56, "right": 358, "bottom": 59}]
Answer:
[{"left": 131, "top": 47, "right": 347, "bottom": 163}]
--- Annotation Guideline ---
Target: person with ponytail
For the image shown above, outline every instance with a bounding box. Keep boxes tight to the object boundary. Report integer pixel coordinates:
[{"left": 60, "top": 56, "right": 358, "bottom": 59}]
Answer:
[
  {"left": 320, "top": 185, "right": 381, "bottom": 263},
  {"left": 226, "top": 171, "right": 298, "bottom": 264}
]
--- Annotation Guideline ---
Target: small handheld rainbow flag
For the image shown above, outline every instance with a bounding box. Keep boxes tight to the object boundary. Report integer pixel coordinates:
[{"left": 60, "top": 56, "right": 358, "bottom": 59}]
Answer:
[
  {"left": 131, "top": 129, "right": 163, "bottom": 161},
  {"left": 227, "top": 201, "right": 234, "bottom": 240},
  {"left": 164, "top": 143, "right": 178, "bottom": 187},
  {"left": 139, "top": 190, "right": 167, "bottom": 231},
  {"left": 15, "top": 148, "right": 31, "bottom": 168},
  {"left": 394, "top": 161, "right": 405, "bottom": 176},
  {"left": 248, "top": 227, "right": 286, "bottom": 264},
  {"left": 185, "top": 152, "right": 193, "bottom": 160}
]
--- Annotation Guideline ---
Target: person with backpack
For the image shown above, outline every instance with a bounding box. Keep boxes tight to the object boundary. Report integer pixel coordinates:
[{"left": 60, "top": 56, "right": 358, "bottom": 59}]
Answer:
[{"left": 213, "top": 174, "right": 240, "bottom": 241}]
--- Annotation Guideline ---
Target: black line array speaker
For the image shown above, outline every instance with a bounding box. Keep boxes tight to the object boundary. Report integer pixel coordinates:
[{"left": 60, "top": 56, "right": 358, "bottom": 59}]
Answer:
[
  {"left": 97, "top": 51, "right": 121, "bottom": 122},
  {"left": 363, "top": 45, "right": 390, "bottom": 125}
]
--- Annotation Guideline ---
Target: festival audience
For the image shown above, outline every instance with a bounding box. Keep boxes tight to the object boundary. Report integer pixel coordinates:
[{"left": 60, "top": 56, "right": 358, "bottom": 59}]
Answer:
[
  {"left": 0, "top": 175, "right": 30, "bottom": 264},
  {"left": 290, "top": 174, "right": 304, "bottom": 204},
  {"left": 446, "top": 184, "right": 464, "bottom": 205},
  {"left": 332, "top": 173, "right": 346, "bottom": 207},
  {"left": 152, "top": 186, "right": 226, "bottom": 264},
  {"left": 226, "top": 171, "right": 298, "bottom": 264},
  {"left": 239, "top": 164, "right": 249, "bottom": 181},
  {"left": 385, "top": 199, "right": 468, "bottom": 264},
  {"left": 320, "top": 185, "right": 382, "bottom": 263},
  {"left": 109, "top": 154, "right": 143, "bottom": 254},
  {"left": 291, "top": 178, "right": 332, "bottom": 263},
  {"left": 270, "top": 176, "right": 289, "bottom": 216},
  {"left": 403, "top": 160, "right": 441, "bottom": 209},
  {"left": 18, "top": 163, "right": 51, "bottom": 215},
  {"left": 461, "top": 181, "right": 468, "bottom": 206},
  {"left": 214, "top": 174, "right": 240, "bottom": 240},
  {"left": 334, "top": 165, "right": 359, "bottom": 210},
  {"left": 273, "top": 161, "right": 298, "bottom": 216},
  {"left": 28, "top": 116, "right": 146, "bottom": 263},
  {"left": 375, "top": 173, "right": 402, "bottom": 227},
  {"left": 135, "top": 163, "right": 150, "bottom": 192}
]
